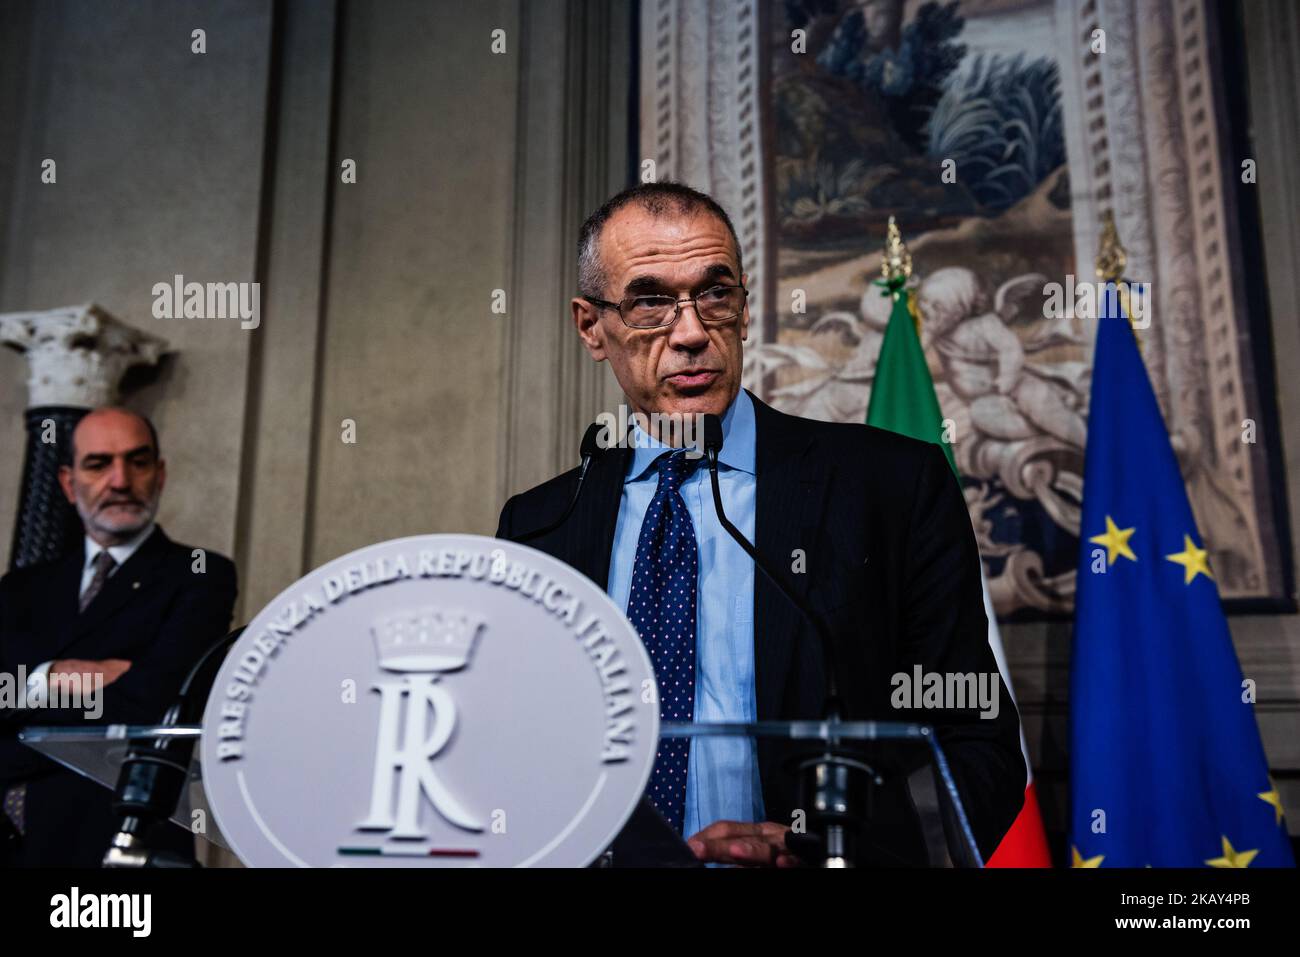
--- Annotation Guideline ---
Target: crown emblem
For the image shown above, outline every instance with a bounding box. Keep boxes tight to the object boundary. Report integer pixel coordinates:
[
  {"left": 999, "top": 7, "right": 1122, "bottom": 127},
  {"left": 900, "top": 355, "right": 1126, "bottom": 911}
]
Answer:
[{"left": 371, "top": 606, "right": 485, "bottom": 672}]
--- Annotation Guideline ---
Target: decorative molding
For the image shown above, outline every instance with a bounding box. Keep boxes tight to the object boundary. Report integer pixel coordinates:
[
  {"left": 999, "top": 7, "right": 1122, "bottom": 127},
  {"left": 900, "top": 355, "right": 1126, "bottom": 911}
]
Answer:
[
  {"left": 639, "top": 0, "right": 769, "bottom": 353},
  {"left": 235, "top": 0, "right": 337, "bottom": 619},
  {"left": 1056, "top": 0, "right": 1270, "bottom": 599},
  {"left": 501, "top": 0, "right": 630, "bottom": 503}
]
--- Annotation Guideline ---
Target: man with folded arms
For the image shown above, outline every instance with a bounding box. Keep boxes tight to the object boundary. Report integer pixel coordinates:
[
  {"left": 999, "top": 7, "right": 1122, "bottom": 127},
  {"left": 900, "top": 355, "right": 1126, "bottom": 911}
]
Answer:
[{"left": 0, "top": 407, "right": 237, "bottom": 867}]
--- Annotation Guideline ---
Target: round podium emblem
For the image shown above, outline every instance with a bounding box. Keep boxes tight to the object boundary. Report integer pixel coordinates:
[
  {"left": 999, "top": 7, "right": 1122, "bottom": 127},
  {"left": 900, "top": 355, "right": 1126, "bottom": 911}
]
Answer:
[{"left": 200, "top": 535, "right": 659, "bottom": 867}]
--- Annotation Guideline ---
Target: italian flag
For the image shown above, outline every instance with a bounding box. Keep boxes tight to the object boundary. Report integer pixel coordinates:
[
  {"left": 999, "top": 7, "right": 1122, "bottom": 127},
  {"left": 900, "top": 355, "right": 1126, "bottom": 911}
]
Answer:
[{"left": 866, "top": 276, "right": 1051, "bottom": 867}]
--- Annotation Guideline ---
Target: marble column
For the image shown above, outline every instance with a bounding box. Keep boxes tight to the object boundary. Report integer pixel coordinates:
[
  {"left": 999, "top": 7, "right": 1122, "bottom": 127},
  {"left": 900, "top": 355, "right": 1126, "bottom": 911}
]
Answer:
[{"left": 0, "top": 304, "right": 167, "bottom": 569}]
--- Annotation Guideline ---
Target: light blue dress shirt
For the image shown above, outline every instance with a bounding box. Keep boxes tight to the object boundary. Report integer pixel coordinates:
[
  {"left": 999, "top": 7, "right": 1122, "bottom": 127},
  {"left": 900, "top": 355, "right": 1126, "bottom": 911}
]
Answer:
[{"left": 607, "top": 390, "right": 765, "bottom": 836}]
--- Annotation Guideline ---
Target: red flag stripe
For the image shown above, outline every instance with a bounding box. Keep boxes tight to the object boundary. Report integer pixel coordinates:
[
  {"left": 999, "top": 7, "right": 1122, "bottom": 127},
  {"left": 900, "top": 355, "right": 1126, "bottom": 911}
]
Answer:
[{"left": 986, "top": 782, "right": 1052, "bottom": 867}]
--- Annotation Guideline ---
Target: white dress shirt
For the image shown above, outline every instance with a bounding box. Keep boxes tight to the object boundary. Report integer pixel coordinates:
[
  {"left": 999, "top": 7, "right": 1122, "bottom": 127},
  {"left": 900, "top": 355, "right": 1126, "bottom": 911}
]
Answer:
[
  {"left": 606, "top": 393, "right": 764, "bottom": 835},
  {"left": 76, "top": 522, "right": 156, "bottom": 598}
]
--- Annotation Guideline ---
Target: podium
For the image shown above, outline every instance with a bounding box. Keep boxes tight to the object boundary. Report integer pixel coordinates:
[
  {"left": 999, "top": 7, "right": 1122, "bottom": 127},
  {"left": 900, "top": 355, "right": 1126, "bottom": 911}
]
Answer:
[
  {"left": 14, "top": 534, "right": 990, "bottom": 868},
  {"left": 18, "top": 718, "right": 983, "bottom": 867}
]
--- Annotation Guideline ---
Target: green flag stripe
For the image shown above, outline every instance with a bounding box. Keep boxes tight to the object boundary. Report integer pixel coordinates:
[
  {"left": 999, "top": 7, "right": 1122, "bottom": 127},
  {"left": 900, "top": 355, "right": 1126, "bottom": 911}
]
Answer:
[{"left": 864, "top": 284, "right": 957, "bottom": 477}]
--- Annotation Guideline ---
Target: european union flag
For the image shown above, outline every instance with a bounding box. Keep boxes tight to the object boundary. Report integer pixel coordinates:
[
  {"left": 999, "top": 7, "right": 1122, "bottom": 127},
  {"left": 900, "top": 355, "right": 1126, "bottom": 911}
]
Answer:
[{"left": 1069, "top": 284, "right": 1294, "bottom": 868}]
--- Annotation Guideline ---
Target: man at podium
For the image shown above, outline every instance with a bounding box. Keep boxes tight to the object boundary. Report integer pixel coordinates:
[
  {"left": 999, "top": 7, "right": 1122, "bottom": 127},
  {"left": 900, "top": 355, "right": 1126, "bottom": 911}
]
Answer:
[{"left": 496, "top": 183, "right": 1025, "bottom": 867}]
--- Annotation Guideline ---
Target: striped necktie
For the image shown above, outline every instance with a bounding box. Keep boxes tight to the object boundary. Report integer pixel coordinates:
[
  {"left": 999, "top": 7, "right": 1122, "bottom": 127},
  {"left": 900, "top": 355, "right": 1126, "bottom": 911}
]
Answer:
[{"left": 80, "top": 550, "right": 117, "bottom": 613}]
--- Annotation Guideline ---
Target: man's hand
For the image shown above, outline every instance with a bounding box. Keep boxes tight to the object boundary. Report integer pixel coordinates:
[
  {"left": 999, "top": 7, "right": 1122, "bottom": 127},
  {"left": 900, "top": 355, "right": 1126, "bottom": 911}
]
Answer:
[
  {"left": 49, "top": 658, "right": 132, "bottom": 691},
  {"left": 685, "top": 820, "right": 801, "bottom": 867}
]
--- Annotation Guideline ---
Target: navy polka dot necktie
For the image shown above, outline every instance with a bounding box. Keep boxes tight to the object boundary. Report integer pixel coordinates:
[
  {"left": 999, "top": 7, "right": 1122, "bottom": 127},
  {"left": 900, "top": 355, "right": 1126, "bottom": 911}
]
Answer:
[{"left": 627, "top": 450, "right": 702, "bottom": 834}]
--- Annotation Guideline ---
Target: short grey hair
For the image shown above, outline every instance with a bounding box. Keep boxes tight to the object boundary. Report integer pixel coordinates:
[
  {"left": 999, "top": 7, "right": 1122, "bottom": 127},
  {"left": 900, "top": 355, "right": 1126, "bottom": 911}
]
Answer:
[{"left": 576, "top": 181, "right": 745, "bottom": 300}]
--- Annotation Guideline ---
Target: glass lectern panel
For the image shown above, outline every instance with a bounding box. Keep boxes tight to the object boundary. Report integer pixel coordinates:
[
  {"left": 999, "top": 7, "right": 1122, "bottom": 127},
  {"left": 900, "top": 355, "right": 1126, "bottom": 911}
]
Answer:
[{"left": 18, "top": 725, "right": 228, "bottom": 851}]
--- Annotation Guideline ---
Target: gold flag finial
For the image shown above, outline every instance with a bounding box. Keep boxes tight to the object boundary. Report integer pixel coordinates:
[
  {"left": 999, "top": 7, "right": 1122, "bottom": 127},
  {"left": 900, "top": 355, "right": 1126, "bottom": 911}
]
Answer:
[
  {"left": 879, "top": 215, "right": 919, "bottom": 333},
  {"left": 1095, "top": 209, "right": 1127, "bottom": 283},
  {"left": 1095, "top": 208, "right": 1139, "bottom": 339},
  {"left": 881, "top": 215, "right": 912, "bottom": 283}
]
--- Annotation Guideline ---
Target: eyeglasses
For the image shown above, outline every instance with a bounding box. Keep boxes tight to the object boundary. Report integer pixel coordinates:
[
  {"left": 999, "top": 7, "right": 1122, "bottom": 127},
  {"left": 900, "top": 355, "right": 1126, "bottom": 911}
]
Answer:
[{"left": 584, "top": 284, "right": 748, "bottom": 329}]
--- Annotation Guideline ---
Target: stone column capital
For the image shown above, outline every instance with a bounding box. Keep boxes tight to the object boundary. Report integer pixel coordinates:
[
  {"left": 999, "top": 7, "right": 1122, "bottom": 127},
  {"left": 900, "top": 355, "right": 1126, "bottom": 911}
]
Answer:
[{"left": 0, "top": 303, "right": 169, "bottom": 408}]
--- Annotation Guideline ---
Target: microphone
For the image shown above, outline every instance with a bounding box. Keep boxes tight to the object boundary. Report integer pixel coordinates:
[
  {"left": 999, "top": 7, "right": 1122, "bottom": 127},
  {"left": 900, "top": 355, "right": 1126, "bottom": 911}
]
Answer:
[
  {"left": 704, "top": 413, "right": 875, "bottom": 867},
  {"left": 700, "top": 413, "right": 841, "bottom": 717},
  {"left": 514, "top": 422, "right": 603, "bottom": 543},
  {"left": 103, "top": 627, "right": 246, "bottom": 868}
]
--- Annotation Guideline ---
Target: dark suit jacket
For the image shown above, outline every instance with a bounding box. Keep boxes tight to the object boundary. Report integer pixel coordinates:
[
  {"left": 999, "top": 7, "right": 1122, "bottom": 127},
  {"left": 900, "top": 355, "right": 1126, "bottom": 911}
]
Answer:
[
  {"left": 496, "top": 390, "right": 1025, "bottom": 865},
  {"left": 0, "top": 525, "right": 237, "bottom": 867}
]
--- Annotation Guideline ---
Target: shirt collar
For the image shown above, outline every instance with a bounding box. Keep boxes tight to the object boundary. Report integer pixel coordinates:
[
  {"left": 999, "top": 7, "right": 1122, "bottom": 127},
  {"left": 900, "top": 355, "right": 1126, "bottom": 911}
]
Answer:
[
  {"left": 624, "top": 389, "right": 757, "bottom": 483},
  {"left": 85, "top": 521, "right": 156, "bottom": 570}
]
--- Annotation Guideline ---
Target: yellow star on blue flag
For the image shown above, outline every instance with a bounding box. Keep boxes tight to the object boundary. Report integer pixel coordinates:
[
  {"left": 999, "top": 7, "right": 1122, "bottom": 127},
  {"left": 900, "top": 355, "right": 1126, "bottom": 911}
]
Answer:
[{"left": 1166, "top": 534, "right": 1213, "bottom": 584}]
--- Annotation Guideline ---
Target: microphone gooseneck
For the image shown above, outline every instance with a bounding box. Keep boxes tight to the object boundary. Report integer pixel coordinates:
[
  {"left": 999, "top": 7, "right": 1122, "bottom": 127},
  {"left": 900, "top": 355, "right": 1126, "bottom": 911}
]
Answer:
[
  {"left": 516, "top": 422, "right": 603, "bottom": 543},
  {"left": 701, "top": 414, "right": 841, "bottom": 718},
  {"left": 703, "top": 412, "right": 870, "bottom": 867}
]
